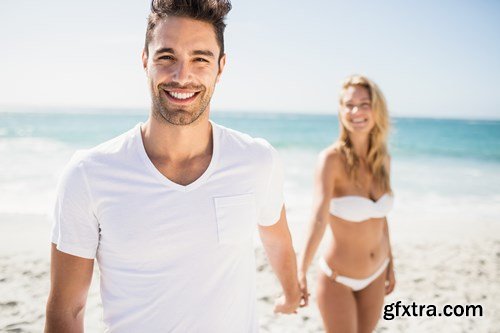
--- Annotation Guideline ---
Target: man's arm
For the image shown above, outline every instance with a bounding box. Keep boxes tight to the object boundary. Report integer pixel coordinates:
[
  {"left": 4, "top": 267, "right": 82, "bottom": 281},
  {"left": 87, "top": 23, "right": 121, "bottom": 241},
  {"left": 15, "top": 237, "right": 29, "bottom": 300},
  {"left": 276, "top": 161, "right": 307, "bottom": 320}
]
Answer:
[
  {"left": 258, "top": 206, "right": 301, "bottom": 314},
  {"left": 45, "top": 243, "right": 94, "bottom": 333}
]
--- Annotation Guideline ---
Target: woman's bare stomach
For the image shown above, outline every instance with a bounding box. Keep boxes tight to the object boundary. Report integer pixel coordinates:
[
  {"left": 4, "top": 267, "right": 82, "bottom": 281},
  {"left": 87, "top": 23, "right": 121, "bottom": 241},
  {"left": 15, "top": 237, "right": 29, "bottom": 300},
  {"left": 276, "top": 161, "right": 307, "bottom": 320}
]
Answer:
[{"left": 322, "top": 216, "right": 389, "bottom": 279}]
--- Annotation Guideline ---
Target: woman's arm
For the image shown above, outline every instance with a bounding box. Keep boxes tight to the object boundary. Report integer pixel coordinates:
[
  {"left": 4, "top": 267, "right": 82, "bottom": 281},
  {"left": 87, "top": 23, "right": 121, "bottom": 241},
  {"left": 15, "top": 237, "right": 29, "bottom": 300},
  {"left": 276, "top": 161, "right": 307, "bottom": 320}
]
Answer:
[
  {"left": 298, "top": 151, "right": 337, "bottom": 306},
  {"left": 384, "top": 218, "right": 396, "bottom": 294},
  {"left": 384, "top": 155, "right": 396, "bottom": 294}
]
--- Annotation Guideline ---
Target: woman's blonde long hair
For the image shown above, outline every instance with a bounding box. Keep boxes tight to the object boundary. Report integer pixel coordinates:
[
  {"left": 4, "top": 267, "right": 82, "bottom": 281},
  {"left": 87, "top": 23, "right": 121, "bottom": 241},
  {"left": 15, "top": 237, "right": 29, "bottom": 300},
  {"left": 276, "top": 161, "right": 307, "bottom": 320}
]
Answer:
[{"left": 335, "top": 75, "right": 392, "bottom": 193}]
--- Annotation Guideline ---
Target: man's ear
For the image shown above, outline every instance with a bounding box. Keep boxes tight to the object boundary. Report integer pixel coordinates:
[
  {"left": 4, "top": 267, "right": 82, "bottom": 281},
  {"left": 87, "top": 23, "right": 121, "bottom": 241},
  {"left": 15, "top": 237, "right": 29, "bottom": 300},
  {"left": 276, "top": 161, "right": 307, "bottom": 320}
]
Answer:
[
  {"left": 142, "top": 49, "right": 148, "bottom": 73},
  {"left": 216, "top": 54, "right": 226, "bottom": 83}
]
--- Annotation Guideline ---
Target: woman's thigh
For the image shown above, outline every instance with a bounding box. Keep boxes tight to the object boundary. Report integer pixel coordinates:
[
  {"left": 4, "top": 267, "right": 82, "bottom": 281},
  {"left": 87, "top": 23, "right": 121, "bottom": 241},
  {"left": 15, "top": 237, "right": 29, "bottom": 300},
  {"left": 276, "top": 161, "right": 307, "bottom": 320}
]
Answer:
[
  {"left": 316, "top": 273, "right": 358, "bottom": 333},
  {"left": 354, "top": 271, "right": 386, "bottom": 333}
]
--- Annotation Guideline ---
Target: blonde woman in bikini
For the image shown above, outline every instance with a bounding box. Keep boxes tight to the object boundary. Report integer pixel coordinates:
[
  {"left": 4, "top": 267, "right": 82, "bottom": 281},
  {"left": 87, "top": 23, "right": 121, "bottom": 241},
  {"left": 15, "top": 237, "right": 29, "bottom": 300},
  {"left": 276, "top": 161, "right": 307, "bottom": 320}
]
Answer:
[{"left": 299, "top": 75, "right": 396, "bottom": 333}]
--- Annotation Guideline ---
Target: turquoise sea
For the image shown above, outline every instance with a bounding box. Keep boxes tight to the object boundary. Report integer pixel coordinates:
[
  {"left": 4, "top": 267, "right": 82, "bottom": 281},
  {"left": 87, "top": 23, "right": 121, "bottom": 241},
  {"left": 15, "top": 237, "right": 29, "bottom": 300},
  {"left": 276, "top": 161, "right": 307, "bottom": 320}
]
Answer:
[{"left": 1, "top": 110, "right": 499, "bottom": 240}]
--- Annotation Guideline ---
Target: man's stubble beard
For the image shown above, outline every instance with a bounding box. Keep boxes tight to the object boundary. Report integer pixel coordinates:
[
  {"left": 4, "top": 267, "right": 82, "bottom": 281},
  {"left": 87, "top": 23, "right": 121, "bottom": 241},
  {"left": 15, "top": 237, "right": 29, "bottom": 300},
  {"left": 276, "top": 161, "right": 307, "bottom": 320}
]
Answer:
[{"left": 151, "top": 81, "right": 215, "bottom": 126}]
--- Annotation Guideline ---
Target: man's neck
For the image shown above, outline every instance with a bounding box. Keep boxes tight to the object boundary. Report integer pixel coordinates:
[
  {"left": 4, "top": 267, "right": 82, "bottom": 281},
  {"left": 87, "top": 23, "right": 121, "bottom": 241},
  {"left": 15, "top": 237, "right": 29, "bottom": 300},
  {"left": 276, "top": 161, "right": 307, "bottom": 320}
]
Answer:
[{"left": 141, "top": 112, "right": 213, "bottom": 163}]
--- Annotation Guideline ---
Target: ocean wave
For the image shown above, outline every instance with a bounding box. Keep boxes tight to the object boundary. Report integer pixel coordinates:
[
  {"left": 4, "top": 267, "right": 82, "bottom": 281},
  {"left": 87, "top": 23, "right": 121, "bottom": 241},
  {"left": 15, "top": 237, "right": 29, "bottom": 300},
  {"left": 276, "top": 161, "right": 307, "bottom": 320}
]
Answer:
[{"left": 0, "top": 138, "right": 75, "bottom": 215}]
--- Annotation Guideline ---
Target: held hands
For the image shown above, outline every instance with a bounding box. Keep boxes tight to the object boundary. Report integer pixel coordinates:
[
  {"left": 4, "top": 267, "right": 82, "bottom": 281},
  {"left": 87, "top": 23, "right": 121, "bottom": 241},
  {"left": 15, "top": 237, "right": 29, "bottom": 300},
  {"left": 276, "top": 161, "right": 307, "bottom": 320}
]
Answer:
[{"left": 273, "top": 288, "right": 302, "bottom": 314}]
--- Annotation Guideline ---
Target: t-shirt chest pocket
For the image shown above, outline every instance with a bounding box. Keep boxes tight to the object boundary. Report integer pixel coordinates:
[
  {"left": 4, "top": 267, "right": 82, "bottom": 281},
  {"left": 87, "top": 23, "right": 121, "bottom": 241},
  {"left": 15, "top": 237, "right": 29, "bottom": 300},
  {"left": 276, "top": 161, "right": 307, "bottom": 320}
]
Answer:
[{"left": 214, "top": 193, "right": 257, "bottom": 245}]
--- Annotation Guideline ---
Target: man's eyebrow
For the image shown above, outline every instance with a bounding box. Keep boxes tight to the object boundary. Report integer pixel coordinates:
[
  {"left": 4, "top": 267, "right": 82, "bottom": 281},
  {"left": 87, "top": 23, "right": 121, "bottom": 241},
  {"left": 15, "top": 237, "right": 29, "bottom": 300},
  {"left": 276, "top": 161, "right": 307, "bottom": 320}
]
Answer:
[
  {"left": 154, "top": 47, "right": 175, "bottom": 56},
  {"left": 191, "top": 50, "right": 215, "bottom": 58}
]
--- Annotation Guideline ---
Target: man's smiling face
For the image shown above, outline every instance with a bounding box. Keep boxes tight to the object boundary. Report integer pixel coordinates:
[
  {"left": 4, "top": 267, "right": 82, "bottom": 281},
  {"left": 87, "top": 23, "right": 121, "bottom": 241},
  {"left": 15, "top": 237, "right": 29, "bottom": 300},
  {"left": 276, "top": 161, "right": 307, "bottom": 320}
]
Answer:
[{"left": 143, "top": 16, "right": 225, "bottom": 126}]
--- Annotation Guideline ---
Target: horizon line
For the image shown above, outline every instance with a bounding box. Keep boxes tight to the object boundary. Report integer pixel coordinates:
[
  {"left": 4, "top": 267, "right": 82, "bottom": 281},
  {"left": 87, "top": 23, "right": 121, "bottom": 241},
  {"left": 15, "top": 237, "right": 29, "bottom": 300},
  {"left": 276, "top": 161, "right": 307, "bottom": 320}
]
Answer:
[{"left": 1, "top": 105, "right": 499, "bottom": 122}]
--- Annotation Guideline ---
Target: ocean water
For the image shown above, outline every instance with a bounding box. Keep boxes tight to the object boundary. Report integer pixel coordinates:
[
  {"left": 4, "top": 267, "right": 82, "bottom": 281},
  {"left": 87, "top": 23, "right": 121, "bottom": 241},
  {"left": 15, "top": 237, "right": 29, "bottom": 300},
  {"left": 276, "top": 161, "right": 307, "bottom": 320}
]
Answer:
[{"left": 1, "top": 111, "right": 499, "bottom": 240}]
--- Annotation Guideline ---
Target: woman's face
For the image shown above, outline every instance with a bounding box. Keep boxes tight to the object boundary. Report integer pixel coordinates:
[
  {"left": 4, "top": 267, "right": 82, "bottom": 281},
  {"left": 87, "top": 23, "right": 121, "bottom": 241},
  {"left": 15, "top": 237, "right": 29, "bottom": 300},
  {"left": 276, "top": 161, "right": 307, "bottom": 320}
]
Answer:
[{"left": 339, "top": 85, "right": 376, "bottom": 135}]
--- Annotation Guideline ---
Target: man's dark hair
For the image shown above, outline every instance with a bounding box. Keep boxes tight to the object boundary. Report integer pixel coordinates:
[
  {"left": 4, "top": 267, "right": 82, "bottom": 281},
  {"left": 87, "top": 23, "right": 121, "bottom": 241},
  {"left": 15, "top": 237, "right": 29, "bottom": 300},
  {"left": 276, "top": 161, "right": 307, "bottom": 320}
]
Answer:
[{"left": 145, "top": 0, "right": 232, "bottom": 60}]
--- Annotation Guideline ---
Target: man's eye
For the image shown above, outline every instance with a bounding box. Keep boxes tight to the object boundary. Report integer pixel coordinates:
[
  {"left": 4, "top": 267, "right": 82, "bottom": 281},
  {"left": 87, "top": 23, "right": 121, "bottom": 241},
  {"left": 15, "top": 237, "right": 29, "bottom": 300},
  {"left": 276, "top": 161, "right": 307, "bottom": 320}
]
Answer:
[
  {"left": 195, "top": 58, "right": 208, "bottom": 63},
  {"left": 361, "top": 103, "right": 370, "bottom": 108},
  {"left": 159, "top": 55, "right": 174, "bottom": 60}
]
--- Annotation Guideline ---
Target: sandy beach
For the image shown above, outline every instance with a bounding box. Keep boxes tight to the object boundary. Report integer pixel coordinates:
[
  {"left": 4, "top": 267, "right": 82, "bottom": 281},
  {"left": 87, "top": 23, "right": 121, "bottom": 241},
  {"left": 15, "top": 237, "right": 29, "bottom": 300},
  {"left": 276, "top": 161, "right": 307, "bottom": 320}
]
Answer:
[
  {"left": 1, "top": 113, "right": 499, "bottom": 332},
  {"left": 1, "top": 211, "right": 498, "bottom": 333}
]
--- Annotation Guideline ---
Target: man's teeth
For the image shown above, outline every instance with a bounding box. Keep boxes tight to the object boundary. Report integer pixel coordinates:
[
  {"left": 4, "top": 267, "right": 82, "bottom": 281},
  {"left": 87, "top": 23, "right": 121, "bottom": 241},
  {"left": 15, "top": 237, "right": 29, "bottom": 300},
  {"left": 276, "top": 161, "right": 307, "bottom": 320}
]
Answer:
[
  {"left": 352, "top": 118, "right": 367, "bottom": 124},
  {"left": 168, "top": 91, "right": 196, "bottom": 100}
]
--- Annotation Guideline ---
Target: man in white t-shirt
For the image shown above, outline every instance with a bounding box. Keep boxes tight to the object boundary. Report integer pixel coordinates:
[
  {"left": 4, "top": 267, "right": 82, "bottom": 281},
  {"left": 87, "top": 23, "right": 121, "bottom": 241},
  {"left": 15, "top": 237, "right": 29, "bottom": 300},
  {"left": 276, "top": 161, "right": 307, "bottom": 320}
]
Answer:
[{"left": 44, "top": 0, "right": 302, "bottom": 332}]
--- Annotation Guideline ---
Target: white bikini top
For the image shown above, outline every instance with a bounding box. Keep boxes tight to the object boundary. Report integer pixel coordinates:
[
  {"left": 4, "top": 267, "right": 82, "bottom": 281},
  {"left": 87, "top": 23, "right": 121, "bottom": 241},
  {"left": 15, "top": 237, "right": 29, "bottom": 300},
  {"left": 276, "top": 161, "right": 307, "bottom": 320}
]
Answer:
[{"left": 329, "top": 193, "right": 394, "bottom": 222}]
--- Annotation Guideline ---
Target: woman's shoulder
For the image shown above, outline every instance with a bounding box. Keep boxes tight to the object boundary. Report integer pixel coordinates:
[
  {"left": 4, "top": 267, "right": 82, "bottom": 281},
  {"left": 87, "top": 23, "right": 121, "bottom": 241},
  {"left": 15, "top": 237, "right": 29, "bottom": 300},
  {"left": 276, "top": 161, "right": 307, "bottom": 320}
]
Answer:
[
  {"left": 317, "top": 145, "right": 345, "bottom": 174},
  {"left": 320, "top": 144, "right": 344, "bottom": 162}
]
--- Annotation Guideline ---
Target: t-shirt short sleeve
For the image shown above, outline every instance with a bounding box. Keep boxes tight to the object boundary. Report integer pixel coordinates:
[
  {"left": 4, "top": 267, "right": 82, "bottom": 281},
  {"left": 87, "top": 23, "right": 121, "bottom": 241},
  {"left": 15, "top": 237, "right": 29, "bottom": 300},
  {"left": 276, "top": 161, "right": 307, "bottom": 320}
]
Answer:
[
  {"left": 51, "top": 151, "right": 99, "bottom": 259},
  {"left": 258, "top": 144, "right": 285, "bottom": 226}
]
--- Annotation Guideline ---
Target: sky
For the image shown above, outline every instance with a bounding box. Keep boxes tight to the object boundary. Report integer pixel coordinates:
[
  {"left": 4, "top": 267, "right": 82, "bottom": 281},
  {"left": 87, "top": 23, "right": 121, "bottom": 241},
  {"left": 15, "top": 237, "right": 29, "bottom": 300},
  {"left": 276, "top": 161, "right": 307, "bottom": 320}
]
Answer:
[{"left": 1, "top": 0, "right": 499, "bottom": 119}]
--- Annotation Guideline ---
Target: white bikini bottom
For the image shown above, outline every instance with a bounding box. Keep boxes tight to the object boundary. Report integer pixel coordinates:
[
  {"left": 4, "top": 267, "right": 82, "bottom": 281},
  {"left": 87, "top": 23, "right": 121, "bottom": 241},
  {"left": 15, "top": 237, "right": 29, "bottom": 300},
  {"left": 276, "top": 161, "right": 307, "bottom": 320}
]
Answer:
[{"left": 319, "top": 257, "right": 390, "bottom": 291}]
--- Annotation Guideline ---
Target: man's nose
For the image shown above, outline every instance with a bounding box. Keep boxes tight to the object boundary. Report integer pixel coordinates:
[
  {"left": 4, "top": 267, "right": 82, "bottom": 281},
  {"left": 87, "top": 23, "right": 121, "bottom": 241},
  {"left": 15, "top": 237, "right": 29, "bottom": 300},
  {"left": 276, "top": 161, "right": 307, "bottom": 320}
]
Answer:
[
  {"left": 351, "top": 106, "right": 360, "bottom": 115},
  {"left": 171, "top": 61, "right": 192, "bottom": 85}
]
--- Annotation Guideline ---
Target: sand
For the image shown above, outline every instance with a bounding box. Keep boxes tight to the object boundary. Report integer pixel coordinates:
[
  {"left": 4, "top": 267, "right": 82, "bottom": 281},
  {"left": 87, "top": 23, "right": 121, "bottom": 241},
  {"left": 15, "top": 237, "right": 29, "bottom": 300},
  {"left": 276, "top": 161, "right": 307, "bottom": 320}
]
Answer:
[{"left": 1, "top": 213, "right": 499, "bottom": 333}]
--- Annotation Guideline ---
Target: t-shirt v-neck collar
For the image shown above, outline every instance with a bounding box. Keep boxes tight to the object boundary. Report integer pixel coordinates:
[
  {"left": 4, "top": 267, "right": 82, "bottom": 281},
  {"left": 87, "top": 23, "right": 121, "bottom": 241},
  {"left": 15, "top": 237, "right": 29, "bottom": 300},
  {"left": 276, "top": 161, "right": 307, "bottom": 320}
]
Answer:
[{"left": 134, "top": 120, "right": 220, "bottom": 192}]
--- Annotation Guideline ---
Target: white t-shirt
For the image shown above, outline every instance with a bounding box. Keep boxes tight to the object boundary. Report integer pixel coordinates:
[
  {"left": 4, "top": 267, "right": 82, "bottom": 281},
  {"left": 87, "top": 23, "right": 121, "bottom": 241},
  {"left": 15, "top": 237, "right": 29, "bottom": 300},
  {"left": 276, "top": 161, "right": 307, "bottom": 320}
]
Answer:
[{"left": 51, "top": 121, "right": 284, "bottom": 333}]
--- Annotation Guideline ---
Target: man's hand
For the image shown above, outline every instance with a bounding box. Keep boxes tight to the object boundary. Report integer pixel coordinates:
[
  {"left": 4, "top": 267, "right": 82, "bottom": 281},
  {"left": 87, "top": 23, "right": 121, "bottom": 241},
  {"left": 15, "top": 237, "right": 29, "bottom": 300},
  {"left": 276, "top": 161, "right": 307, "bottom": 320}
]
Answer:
[{"left": 273, "top": 289, "right": 302, "bottom": 314}]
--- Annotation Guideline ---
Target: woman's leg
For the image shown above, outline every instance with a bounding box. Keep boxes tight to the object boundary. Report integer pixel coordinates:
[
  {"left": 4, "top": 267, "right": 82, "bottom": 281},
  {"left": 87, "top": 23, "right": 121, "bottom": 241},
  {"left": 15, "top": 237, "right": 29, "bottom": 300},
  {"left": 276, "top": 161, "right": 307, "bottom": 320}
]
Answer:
[
  {"left": 354, "top": 270, "right": 386, "bottom": 333},
  {"left": 316, "top": 273, "right": 358, "bottom": 333}
]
